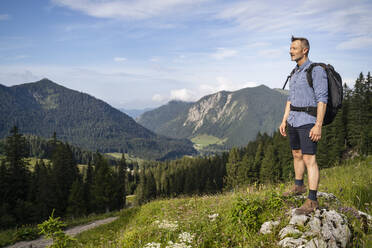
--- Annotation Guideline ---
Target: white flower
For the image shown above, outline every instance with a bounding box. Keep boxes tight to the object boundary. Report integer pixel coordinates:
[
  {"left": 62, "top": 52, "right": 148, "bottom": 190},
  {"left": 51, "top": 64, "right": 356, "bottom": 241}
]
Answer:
[
  {"left": 165, "top": 242, "right": 192, "bottom": 248},
  {"left": 144, "top": 242, "right": 161, "bottom": 248},
  {"left": 208, "top": 213, "right": 219, "bottom": 221},
  {"left": 154, "top": 219, "right": 178, "bottom": 231},
  {"left": 178, "top": 232, "right": 195, "bottom": 244}
]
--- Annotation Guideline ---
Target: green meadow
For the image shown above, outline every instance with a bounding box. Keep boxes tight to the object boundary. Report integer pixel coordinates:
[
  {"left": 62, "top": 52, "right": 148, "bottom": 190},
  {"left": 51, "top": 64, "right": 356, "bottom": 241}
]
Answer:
[{"left": 71, "top": 156, "right": 372, "bottom": 248}]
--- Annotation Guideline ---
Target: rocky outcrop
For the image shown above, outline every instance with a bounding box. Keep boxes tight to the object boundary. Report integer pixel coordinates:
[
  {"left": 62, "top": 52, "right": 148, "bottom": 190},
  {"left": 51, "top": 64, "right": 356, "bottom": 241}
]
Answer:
[
  {"left": 260, "top": 192, "right": 372, "bottom": 248},
  {"left": 278, "top": 208, "right": 351, "bottom": 248}
]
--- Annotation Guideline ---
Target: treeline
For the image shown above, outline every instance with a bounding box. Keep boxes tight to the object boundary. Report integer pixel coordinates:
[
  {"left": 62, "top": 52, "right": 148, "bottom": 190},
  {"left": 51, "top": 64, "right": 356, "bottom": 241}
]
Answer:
[
  {"left": 0, "top": 134, "right": 123, "bottom": 166},
  {"left": 135, "top": 72, "right": 371, "bottom": 204},
  {"left": 0, "top": 127, "right": 127, "bottom": 229}
]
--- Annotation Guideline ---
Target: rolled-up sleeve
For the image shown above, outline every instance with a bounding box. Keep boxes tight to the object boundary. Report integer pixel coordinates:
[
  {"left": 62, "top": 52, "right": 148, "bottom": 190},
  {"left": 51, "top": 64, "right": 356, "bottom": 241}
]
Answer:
[{"left": 312, "top": 66, "right": 328, "bottom": 103}]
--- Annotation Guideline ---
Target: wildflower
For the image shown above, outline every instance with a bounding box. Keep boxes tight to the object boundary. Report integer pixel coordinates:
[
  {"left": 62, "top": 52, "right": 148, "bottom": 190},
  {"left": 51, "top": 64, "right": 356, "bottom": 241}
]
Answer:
[
  {"left": 154, "top": 220, "right": 178, "bottom": 231},
  {"left": 208, "top": 213, "right": 219, "bottom": 222},
  {"left": 144, "top": 242, "right": 161, "bottom": 248},
  {"left": 178, "top": 232, "right": 195, "bottom": 244}
]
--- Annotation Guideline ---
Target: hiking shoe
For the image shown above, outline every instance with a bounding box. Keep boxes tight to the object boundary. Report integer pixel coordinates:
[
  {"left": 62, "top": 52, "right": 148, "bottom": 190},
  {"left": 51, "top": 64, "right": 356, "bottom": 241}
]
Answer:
[
  {"left": 295, "top": 199, "right": 319, "bottom": 215},
  {"left": 283, "top": 185, "right": 307, "bottom": 197}
]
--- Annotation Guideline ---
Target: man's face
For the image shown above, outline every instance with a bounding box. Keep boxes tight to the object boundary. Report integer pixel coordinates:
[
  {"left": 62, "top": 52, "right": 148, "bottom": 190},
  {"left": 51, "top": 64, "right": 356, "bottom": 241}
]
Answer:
[{"left": 290, "top": 40, "right": 307, "bottom": 62}]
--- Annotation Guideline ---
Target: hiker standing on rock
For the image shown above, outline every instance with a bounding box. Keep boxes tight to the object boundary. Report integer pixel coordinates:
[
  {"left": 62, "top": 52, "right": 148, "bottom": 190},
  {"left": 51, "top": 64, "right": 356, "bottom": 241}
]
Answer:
[{"left": 279, "top": 36, "right": 328, "bottom": 215}]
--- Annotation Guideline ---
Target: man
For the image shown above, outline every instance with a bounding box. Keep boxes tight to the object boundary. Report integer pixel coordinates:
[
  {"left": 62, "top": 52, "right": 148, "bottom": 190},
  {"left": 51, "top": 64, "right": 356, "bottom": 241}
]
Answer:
[{"left": 279, "top": 36, "right": 328, "bottom": 215}]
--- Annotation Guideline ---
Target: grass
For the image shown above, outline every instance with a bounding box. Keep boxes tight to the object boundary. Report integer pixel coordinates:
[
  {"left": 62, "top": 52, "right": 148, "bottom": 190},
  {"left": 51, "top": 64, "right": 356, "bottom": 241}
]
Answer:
[
  {"left": 0, "top": 205, "right": 122, "bottom": 247},
  {"left": 105, "top": 152, "right": 145, "bottom": 165},
  {"left": 70, "top": 156, "right": 372, "bottom": 248},
  {"left": 2, "top": 157, "right": 371, "bottom": 247},
  {"left": 191, "top": 134, "right": 226, "bottom": 149}
]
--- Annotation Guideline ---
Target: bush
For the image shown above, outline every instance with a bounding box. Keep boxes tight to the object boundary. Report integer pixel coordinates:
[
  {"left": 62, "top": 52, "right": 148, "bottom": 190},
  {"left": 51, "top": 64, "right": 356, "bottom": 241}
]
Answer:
[
  {"left": 38, "top": 210, "right": 76, "bottom": 248},
  {"left": 13, "top": 225, "right": 39, "bottom": 242}
]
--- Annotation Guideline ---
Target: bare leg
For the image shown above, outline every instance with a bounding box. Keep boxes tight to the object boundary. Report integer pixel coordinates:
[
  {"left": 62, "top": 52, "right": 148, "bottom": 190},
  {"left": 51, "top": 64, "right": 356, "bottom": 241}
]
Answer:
[
  {"left": 303, "top": 154, "right": 319, "bottom": 190},
  {"left": 292, "top": 149, "right": 305, "bottom": 180}
]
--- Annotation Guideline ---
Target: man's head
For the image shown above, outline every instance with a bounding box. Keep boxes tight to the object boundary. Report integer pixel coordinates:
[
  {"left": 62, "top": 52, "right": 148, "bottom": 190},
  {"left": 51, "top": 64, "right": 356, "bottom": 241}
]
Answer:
[{"left": 290, "top": 36, "right": 310, "bottom": 65}]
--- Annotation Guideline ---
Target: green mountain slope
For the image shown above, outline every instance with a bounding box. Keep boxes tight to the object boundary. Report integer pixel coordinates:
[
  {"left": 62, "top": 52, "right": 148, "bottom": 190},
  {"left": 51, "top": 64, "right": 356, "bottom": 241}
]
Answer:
[
  {"left": 0, "top": 79, "right": 196, "bottom": 160},
  {"left": 137, "top": 85, "right": 288, "bottom": 148}
]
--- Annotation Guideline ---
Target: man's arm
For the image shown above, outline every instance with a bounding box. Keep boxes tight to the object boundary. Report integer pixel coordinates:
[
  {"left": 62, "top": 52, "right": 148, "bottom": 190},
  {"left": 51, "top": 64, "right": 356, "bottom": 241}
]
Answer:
[
  {"left": 279, "top": 101, "right": 291, "bottom": 137},
  {"left": 309, "top": 102, "right": 327, "bottom": 142}
]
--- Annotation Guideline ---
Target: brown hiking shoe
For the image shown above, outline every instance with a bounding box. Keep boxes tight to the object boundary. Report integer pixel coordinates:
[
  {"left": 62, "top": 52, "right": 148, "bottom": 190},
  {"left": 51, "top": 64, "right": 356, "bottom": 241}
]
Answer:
[
  {"left": 283, "top": 185, "right": 307, "bottom": 197},
  {"left": 295, "top": 199, "right": 319, "bottom": 215}
]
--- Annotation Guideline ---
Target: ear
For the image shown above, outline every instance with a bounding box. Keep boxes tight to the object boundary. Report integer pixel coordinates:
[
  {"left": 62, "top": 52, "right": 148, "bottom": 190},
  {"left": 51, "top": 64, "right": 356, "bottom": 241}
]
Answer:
[{"left": 303, "top": 47, "right": 309, "bottom": 55}]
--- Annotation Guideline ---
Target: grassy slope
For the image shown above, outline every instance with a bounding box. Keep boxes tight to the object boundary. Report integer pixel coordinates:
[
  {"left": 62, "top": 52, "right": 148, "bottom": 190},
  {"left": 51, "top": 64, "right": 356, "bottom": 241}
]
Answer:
[
  {"left": 191, "top": 134, "right": 226, "bottom": 149},
  {"left": 73, "top": 156, "right": 372, "bottom": 248}
]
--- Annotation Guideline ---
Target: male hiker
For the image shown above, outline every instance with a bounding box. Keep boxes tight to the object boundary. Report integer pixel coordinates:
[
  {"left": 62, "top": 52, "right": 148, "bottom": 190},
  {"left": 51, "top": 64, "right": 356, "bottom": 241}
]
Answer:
[{"left": 279, "top": 36, "right": 328, "bottom": 215}]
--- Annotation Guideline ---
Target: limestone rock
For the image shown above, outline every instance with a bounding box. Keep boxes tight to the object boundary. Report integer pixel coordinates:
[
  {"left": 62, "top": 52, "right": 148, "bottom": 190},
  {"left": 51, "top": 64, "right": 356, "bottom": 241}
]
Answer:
[
  {"left": 278, "top": 208, "right": 351, "bottom": 248},
  {"left": 278, "top": 237, "right": 307, "bottom": 248},
  {"left": 279, "top": 225, "right": 301, "bottom": 240},
  {"left": 259, "top": 220, "right": 280, "bottom": 234}
]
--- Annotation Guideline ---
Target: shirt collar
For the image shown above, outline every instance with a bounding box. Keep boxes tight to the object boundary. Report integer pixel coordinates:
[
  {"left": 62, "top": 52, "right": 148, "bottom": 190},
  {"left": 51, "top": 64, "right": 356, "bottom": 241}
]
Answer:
[{"left": 296, "top": 59, "right": 311, "bottom": 72}]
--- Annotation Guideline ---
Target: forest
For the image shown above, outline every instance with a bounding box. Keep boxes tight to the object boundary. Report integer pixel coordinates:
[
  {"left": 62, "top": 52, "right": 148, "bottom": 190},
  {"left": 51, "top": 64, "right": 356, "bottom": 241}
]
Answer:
[{"left": 0, "top": 72, "right": 370, "bottom": 229}]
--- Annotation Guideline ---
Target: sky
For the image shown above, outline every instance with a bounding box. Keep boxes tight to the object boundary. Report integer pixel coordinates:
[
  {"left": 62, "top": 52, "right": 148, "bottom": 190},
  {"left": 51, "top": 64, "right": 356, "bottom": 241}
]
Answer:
[{"left": 1, "top": 0, "right": 371, "bottom": 109}]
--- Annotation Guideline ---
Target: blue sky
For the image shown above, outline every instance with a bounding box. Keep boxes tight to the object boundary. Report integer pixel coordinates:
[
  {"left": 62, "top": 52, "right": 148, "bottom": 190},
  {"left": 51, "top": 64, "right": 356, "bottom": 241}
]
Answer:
[{"left": 1, "top": 0, "right": 371, "bottom": 109}]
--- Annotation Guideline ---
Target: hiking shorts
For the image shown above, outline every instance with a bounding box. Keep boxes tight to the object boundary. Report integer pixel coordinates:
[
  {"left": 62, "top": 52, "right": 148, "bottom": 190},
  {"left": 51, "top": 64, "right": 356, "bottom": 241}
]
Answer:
[{"left": 287, "top": 123, "right": 317, "bottom": 155}]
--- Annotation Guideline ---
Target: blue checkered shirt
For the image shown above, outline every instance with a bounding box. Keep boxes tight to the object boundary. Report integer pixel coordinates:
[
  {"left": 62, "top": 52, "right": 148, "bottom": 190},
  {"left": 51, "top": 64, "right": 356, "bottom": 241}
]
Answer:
[{"left": 287, "top": 59, "right": 328, "bottom": 127}]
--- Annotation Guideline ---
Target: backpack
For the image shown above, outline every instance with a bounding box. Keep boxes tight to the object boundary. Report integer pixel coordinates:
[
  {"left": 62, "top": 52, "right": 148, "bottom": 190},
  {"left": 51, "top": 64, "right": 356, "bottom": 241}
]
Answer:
[{"left": 282, "top": 63, "right": 343, "bottom": 126}]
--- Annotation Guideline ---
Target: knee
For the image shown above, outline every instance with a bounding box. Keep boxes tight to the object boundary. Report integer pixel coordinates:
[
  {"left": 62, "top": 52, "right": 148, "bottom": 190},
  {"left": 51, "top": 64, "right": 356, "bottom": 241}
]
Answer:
[
  {"left": 303, "top": 155, "right": 316, "bottom": 166},
  {"left": 292, "top": 150, "right": 302, "bottom": 160}
]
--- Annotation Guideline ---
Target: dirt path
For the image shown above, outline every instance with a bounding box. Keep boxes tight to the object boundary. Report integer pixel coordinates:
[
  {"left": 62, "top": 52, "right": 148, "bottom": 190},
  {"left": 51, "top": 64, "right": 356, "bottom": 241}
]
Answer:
[{"left": 5, "top": 216, "right": 118, "bottom": 248}]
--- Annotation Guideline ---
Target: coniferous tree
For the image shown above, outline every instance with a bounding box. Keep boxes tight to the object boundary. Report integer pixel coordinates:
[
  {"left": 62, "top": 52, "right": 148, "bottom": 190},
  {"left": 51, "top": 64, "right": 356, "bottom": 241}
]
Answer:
[
  {"left": 67, "top": 177, "right": 86, "bottom": 217},
  {"left": 91, "top": 153, "right": 114, "bottom": 213},
  {"left": 50, "top": 142, "right": 79, "bottom": 216},
  {"left": 259, "top": 144, "right": 279, "bottom": 183},
  {"left": 83, "top": 161, "right": 94, "bottom": 213},
  {"left": 3, "top": 126, "right": 31, "bottom": 223}
]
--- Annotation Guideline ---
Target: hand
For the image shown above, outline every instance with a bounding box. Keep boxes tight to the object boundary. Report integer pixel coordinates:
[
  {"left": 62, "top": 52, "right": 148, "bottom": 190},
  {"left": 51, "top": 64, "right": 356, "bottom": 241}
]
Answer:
[
  {"left": 279, "top": 121, "right": 287, "bottom": 137},
  {"left": 309, "top": 124, "right": 322, "bottom": 142}
]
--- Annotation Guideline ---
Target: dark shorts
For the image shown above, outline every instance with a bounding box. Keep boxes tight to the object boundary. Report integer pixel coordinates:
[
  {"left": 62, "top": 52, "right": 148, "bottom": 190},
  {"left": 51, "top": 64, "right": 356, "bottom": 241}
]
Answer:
[{"left": 287, "top": 123, "right": 317, "bottom": 155}]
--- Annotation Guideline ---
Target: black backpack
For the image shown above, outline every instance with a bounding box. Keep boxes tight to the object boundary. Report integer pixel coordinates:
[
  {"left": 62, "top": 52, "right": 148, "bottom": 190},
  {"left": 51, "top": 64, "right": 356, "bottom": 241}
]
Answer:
[{"left": 282, "top": 63, "right": 343, "bottom": 126}]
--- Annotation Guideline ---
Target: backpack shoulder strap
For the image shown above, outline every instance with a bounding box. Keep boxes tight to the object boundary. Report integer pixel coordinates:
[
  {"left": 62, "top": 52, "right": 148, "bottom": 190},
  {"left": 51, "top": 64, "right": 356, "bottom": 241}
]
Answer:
[
  {"left": 306, "top": 62, "right": 327, "bottom": 88},
  {"left": 282, "top": 68, "right": 296, "bottom": 90}
]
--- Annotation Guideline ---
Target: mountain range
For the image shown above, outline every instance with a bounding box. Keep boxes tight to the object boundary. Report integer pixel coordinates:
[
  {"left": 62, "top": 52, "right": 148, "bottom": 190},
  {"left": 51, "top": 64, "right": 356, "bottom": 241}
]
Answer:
[
  {"left": 137, "top": 85, "right": 288, "bottom": 150},
  {"left": 0, "top": 79, "right": 196, "bottom": 160}
]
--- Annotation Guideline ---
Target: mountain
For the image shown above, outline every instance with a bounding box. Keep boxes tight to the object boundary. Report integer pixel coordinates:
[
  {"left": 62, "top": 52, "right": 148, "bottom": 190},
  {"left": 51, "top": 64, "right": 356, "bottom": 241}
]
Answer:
[
  {"left": 0, "top": 79, "right": 196, "bottom": 160},
  {"left": 137, "top": 85, "right": 288, "bottom": 149},
  {"left": 119, "top": 107, "right": 154, "bottom": 119}
]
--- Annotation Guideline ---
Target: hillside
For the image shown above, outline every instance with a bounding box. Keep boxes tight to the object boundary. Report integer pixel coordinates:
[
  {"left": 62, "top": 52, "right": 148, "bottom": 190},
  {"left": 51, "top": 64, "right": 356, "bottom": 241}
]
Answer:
[
  {"left": 137, "top": 85, "right": 288, "bottom": 149},
  {"left": 0, "top": 79, "right": 196, "bottom": 160},
  {"left": 72, "top": 157, "right": 372, "bottom": 247}
]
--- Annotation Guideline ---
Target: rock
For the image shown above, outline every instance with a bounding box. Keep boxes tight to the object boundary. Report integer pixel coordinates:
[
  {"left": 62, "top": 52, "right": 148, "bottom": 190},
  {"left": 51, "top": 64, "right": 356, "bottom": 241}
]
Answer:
[
  {"left": 289, "top": 209, "right": 308, "bottom": 226},
  {"left": 278, "top": 237, "right": 307, "bottom": 248},
  {"left": 304, "top": 238, "right": 327, "bottom": 248},
  {"left": 320, "top": 210, "right": 351, "bottom": 248},
  {"left": 278, "top": 208, "right": 351, "bottom": 248},
  {"left": 279, "top": 225, "right": 302, "bottom": 240},
  {"left": 259, "top": 220, "right": 280, "bottom": 234}
]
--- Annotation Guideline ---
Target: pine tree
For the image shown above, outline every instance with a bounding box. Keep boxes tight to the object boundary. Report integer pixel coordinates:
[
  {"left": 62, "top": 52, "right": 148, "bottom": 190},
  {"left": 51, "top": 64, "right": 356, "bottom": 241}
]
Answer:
[
  {"left": 67, "top": 177, "right": 86, "bottom": 217},
  {"left": 259, "top": 144, "right": 279, "bottom": 183},
  {"left": 50, "top": 142, "right": 79, "bottom": 216},
  {"left": 91, "top": 153, "right": 114, "bottom": 213},
  {"left": 3, "top": 126, "right": 31, "bottom": 223},
  {"left": 83, "top": 161, "right": 94, "bottom": 213}
]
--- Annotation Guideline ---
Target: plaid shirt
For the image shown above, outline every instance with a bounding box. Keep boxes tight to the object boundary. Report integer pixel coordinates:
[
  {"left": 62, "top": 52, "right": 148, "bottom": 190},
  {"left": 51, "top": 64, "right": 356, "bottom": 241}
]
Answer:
[{"left": 287, "top": 59, "right": 328, "bottom": 127}]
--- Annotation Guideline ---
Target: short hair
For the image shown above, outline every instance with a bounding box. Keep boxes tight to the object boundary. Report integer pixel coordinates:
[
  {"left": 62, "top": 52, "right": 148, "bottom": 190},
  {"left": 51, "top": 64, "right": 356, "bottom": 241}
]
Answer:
[{"left": 291, "top": 36, "right": 310, "bottom": 55}]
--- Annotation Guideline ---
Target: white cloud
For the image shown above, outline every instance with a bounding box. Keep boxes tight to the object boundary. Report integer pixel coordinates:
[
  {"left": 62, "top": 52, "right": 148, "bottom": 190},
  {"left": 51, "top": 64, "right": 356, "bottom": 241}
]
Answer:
[
  {"left": 258, "top": 49, "right": 284, "bottom": 58},
  {"left": 170, "top": 88, "right": 194, "bottom": 101},
  {"left": 114, "top": 57, "right": 127, "bottom": 62},
  {"left": 200, "top": 76, "right": 259, "bottom": 95},
  {"left": 211, "top": 48, "right": 238, "bottom": 60},
  {"left": 337, "top": 36, "right": 372, "bottom": 50},
  {"left": 214, "top": 0, "right": 372, "bottom": 41},
  {"left": 152, "top": 93, "right": 165, "bottom": 102},
  {"left": 0, "top": 14, "right": 10, "bottom": 20},
  {"left": 52, "top": 0, "right": 209, "bottom": 20}
]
